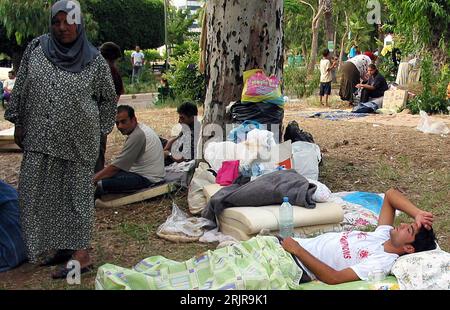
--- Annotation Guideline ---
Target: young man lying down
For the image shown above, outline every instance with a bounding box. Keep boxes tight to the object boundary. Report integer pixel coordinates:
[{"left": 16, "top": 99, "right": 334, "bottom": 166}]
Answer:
[{"left": 96, "top": 188, "right": 436, "bottom": 289}]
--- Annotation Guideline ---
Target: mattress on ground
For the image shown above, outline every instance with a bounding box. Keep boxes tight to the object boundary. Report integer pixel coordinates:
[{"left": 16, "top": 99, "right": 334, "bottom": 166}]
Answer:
[
  {"left": 203, "top": 184, "right": 344, "bottom": 240},
  {"left": 220, "top": 220, "right": 342, "bottom": 241},
  {"left": 298, "top": 276, "right": 399, "bottom": 290},
  {"left": 219, "top": 203, "right": 344, "bottom": 235}
]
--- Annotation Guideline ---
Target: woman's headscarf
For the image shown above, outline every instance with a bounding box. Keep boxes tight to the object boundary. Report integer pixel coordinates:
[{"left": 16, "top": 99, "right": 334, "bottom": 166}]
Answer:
[{"left": 40, "top": 0, "right": 99, "bottom": 73}]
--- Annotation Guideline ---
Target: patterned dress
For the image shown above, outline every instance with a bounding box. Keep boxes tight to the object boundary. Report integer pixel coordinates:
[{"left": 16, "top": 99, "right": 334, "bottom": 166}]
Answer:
[{"left": 4, "top": 36, "right": 117, "bottom": 263}]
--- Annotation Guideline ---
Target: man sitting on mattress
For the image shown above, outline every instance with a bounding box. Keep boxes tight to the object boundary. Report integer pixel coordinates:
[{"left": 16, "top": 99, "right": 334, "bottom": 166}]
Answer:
[
  {"left": 94, "top": 105, "right": 165, "bottom": 197},
  {"left": 281, "top": 188, "right": 437, "bottom": 284}
]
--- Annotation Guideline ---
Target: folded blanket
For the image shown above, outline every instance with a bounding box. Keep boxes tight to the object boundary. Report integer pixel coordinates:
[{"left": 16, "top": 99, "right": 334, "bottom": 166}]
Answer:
[{"left": 202, "top": 170, "right": 317, "bottom": 224}]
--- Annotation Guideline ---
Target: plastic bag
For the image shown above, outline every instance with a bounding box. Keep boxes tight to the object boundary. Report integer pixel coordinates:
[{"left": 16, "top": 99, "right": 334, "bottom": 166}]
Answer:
[
  {"left": 292, "top": 141, "right": 322, "bottom": 180},
  {"left": 416, "top": 110, "right": 450, "bottom": 135},
  {"left": 188, "top": 162, "right": 216, "bottom": 215},
  {"left": 216, "top": 160, "right": 240, "bottom": 186},
  {"left": 241, "top": 69, "right": 284, "bottom": 105},
  {"left": 227, "top": 120, "right": 261, "bottom": 143},
  {"left": 307, "top": 178, "right": 332, "bottom": 202},
  {"left": 204, "top": 141, "right": 257, "bottom": 171},
  {"left": 156, "top": 203, "right": 215, "bottom": 243},
  {"left": 231, "top": 101, "right": 284, "bottom": 124}
]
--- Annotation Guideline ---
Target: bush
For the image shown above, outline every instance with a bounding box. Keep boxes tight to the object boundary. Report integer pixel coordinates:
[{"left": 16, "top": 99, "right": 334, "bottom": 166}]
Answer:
[
  {"left": 123, "top": 49, "right": 163, "bottom": 63},
  {"left": 377, "top": 55, "right": 398, "bottom": 83},
  {"left": 407, "top": 55, "right": 450, "bottom": 114},
  {"left": 165, "top": 48, "right": 205, "bottom": 103},
  {"left": 284, "top": 65, "right": 320, "bottom": 98},
  {"left": 84, "top": 0, "right": 164, "bottom": 50}
]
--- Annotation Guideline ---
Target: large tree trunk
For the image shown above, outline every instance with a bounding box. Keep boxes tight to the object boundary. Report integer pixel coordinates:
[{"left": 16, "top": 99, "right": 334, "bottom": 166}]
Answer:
[
  {"left": 323, "top": 0, "right": 334, "bottom": 53},
  {"left": 201, "top": 0, "right": 284, "bottom": 154}
]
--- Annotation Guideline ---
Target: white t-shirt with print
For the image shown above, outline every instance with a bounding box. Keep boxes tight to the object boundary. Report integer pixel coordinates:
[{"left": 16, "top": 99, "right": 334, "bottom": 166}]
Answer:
[
  {"left": 293, "top": 225, "right": 399, "bottom": 281},
  {"left": 131, "top": 51, "right": 145, "bottom": 66}
]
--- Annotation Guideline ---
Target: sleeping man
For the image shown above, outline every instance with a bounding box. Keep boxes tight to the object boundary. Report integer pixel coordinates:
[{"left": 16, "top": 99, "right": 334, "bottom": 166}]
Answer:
[
  {"left": 282, "top": 188, "right": 436, "bottom": 284},
  {"left": 96, "top": 188, "right": 437, "bottom": 289}
]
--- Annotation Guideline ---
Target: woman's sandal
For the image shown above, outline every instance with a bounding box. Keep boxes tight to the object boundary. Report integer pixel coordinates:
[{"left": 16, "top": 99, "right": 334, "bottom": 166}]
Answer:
[
  {"left": 51, "top": 263, "right": 93, "bottom": 279},
  {"left": 40, "top": 250, "right": 75, "bottom": 267}
]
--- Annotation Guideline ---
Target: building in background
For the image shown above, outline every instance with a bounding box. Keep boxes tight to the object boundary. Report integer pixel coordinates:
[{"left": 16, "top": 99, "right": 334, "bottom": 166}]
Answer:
[{"left": 173, "top": 0, "right": 203, "bottom": 33}]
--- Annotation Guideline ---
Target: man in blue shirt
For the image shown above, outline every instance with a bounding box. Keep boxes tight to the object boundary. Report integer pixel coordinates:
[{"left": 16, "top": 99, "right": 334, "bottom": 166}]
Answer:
[{"left": 0, "top": 180, "right": 27, "bottom": 272}]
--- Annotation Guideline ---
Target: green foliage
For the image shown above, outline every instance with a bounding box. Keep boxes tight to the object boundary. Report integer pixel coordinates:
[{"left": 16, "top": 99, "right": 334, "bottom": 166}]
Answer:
[
  {"left": 407, "top": 55, "right": 450, "bottom": 114},
  {"left": 123, "top": 49, "right": 163, "bottom": 63},
  {"left": 376, "top": 56, "right": 398, "bottom": 82},
  {"left": 171, "top": 40, "right": 199, "bottom": 59},
  {"left": 382, "top": 0, "right": 450, "bottom": 54},
  {"left": 84, "top": 0, "right": 164, "bottom": 50},
  {"left": 284, "top": 65, "right": 320, "bottom": 98},
  {"left": 167, "top": 6, "right": 197, "bottom": 46},
  {"left": 165, "top": 47, "right": 205, "bottom": 103},
  {"left": 0, "top": 0, "right": 98, "bottom": 44}
]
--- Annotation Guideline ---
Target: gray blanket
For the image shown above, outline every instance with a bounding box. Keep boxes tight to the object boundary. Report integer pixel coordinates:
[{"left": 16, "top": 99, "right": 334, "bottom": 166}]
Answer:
[{"left": 202, "top": 170, "right": 317, "bottom": 224}]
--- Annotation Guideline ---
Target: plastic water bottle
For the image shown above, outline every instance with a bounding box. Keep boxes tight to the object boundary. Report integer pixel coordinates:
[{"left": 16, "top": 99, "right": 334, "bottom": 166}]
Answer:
[{"left": 279, "top": 197, "right": 294, "bottom": 238}]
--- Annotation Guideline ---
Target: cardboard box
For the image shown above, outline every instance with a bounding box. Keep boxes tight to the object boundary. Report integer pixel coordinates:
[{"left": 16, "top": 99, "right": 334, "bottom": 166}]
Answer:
[{"left": 382, "top": 89, "right": 408, "bottom": 111}]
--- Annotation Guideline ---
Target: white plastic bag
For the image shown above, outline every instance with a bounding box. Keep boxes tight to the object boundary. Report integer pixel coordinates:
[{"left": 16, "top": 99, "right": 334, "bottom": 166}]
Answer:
[
  {"left": 292, "top": 141, "right": 322, "bottom": 180},
  {"left": 416, "top": 110, "right": 450, "bottom": 135},
  {"left": 156, "top": 203, "right": 215, "bottom": 243},
  {"left": 188, "top": 162, "right": 216, "bottom": 214},
  {"left": 307, "top": 178, "right": 332, "bottom": 202}
]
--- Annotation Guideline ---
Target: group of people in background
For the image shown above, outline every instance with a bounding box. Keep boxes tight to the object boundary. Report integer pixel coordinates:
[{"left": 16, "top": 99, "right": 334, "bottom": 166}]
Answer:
[{"left": 319, "top": 44, "right": 388, "bottom": 110}]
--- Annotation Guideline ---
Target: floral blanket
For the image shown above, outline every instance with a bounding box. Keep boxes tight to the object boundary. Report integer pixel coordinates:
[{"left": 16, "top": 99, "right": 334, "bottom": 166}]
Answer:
[{"left": 96, "top": 236, "right": 302, "bottom": 290}]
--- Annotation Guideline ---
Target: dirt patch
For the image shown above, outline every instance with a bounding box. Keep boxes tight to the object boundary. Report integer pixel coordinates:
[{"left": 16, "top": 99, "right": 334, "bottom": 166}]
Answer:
[{"left": 0, "top": 101, "right": 449, "bottom": 289}]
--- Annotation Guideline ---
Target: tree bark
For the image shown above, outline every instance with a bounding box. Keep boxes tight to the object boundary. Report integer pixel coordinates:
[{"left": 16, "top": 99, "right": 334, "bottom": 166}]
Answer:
[
  {"left": 201, "top": 0, "right": 284, "bottom": 153},
  {"left": 305, "top": 2, "right": 323, "bottom": 73},
  {"left": 338, "top": 11, "right": 349, "bottom": 69},
  {"left": 323, "top": 0, "right": 334, "bottom": 54}
]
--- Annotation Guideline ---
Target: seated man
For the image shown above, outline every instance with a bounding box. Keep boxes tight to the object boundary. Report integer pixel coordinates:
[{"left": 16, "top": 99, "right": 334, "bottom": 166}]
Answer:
[
  {"left": 282, "top": 188, "right": 436, "bottom": 284},
  {"left": 356, "top": 64, "right": 388, "bottom": 105},
  {"left": 0, "top": 180, "right": 27, "bottom": 272},
  {"left": 94, "top": 105, "right": 165, "bottom": 197},
  {"left": 161, "top": 102, "right": 200, "bottom": 165},
  {"left": 96, "top": 188, "right": 437, "bottom": 289}
]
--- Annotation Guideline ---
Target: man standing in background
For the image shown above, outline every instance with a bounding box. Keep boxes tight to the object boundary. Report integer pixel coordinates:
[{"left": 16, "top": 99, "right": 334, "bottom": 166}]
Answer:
[{"left": 131, "top": 45, "right": 145, "bottom": 84}]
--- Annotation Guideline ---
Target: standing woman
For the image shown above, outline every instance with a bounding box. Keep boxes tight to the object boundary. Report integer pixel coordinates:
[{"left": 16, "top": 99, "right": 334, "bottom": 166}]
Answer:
[
  {"left": 4, "top": 0, "right": 117, "bottom": 278},
  {"left": 339, "top": 52, "right": 377, "bottom": 105}
]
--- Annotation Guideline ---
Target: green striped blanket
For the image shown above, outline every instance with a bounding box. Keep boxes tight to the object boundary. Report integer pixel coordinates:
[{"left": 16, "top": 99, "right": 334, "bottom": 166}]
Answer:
[{"left": 95, "top": 236, "right": 302, "bottom": 290}]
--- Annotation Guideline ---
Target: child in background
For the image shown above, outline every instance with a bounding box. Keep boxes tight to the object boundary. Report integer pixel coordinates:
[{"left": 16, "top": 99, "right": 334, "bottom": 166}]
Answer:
[{"left": 319, "top": 49, "right": 337, "bottom": 106}]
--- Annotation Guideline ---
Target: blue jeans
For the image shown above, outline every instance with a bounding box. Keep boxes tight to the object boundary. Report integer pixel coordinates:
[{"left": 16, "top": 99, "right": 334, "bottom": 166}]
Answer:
[{"left": 96, "top": 171, "right": 152, "bottom": 197}]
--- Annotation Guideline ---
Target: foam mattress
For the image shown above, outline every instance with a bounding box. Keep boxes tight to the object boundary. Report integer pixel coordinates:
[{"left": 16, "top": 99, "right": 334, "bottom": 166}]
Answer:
[{"left": 203, "top": 184, "right": 344, "bottom": 241}]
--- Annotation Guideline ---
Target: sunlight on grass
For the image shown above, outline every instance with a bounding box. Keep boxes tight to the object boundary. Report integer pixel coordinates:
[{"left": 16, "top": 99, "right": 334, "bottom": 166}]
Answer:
[
  {"left": 375, "top": 161, "right": 400, "bottom": 181},
  {"left": 119, "top": 222, "right": 155, "bottom": 242}
]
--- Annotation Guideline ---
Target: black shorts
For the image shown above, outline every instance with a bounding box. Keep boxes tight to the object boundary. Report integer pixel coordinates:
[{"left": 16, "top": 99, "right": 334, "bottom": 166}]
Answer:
[{"left": 320, "top": 82, "right": 332, "bottom": 96}]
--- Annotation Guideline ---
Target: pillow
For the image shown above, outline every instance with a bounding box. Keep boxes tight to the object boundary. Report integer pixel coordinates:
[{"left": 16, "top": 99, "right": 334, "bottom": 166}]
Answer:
[{"left": 391, "top": 249, "right": 450, "bottom": 290}]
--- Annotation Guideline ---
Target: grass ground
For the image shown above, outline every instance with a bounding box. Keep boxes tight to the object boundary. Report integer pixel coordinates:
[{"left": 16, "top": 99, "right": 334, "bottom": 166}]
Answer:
[{"left": 0, "top": 95, "right": 449, "bottom": 289}]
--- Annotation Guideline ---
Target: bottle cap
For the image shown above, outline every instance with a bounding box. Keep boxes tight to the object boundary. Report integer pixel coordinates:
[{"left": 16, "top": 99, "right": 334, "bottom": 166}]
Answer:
[{"left": 283, "top": 197, "right": 289, "bottom": 202}]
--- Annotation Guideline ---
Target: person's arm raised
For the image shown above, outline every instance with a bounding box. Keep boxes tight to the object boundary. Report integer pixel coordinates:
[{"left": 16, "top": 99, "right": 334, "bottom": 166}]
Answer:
[{"left": 378, "top": 188, "right": 433, "bottom": 229}]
